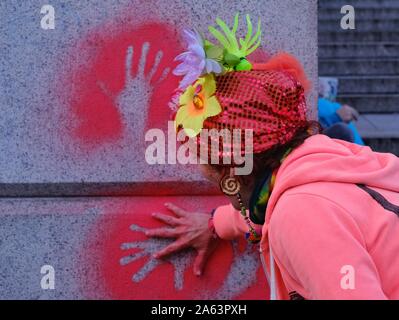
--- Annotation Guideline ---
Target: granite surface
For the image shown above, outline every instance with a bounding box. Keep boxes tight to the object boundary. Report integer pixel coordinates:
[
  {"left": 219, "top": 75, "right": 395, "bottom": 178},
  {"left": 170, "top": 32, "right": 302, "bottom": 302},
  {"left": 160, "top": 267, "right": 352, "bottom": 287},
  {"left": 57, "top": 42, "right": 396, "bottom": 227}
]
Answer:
[
  {"left": 0, "top": 0, "right": 318, "bottom": 196},
  {"left": 0, "top": 0, "right": 317, "bottom": 299}
]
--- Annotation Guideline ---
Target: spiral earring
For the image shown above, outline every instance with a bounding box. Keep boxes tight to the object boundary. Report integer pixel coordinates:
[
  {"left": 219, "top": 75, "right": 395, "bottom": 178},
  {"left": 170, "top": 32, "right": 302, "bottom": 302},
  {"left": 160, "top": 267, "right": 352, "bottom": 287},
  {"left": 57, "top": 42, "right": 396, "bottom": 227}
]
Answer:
[{"left": 219, "top": 173, "right": 241, "bottom": 196}]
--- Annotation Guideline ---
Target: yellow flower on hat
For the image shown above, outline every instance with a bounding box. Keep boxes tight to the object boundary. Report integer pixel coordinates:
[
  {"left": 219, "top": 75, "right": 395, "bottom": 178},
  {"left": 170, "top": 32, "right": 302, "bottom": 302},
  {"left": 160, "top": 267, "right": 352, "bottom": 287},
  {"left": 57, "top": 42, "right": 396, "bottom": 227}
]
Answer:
[{"left": 174, "top": 74, "right": 222, "bottom": 137}]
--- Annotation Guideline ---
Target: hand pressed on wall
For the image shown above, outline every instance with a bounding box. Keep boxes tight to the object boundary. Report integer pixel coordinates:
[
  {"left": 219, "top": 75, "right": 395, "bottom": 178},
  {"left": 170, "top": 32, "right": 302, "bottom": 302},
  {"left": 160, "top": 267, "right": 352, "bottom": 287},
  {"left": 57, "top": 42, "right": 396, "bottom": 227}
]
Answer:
[
  {"left": 118, "top": 221, "right": 261, "bottom": 298},
  {"left": 120, "top": 223, "right": 195, "bottom": 291},
  {"left": 145, "top": 202, "right": 220, "bottom": 276}
]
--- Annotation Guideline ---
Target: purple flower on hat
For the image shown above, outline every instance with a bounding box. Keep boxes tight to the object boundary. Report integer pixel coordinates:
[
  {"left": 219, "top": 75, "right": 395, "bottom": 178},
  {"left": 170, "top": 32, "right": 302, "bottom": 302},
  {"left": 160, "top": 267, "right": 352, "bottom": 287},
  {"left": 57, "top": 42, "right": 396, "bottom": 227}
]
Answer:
[{"left": 173, "top": 29, "right": 222, "bottom": 90}]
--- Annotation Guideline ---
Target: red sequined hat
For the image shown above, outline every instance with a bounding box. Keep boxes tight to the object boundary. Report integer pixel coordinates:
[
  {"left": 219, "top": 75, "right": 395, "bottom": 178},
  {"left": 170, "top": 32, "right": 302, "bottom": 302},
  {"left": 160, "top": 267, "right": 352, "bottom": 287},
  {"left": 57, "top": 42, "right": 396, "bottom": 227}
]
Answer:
[{"left": 198, "top": 54, "right": 310, "bottom": 162}]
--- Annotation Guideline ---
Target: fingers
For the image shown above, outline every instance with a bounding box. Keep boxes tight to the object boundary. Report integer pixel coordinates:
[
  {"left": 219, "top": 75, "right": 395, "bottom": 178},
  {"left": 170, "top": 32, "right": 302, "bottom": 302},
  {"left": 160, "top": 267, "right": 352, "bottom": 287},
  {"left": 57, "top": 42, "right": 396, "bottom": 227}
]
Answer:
[
  {"left": 147, "top": 50, "right": 163, "bottom": 81},
  {"left": 125, "top": 45, "right": 134, "bottom": 82},
  {"left": 156, "top": 67, "right": 170, "bottom": 85},
  {"left": 193, "top": 235, "right": 221, "bottom": 276},
  {"left": 145, "top": 227, "right": 180, "bottom": 238},
  {"left": 154, "top": 239, "right": 188, "bottom": 259},
  {"left": 165, "top": 202, "right": 187, "bottom": 217},
  {"left": 138, "top": 42, "right": 150, "bottom": 77},
  {"left": 120, "top": 250, "right": 147, "bottom": 266},
  {"left": 193, "top": 249, "right": 207, "bottom": 276},
  {"left": 152, "top": 212, "right": 180, "bottom": 226}
]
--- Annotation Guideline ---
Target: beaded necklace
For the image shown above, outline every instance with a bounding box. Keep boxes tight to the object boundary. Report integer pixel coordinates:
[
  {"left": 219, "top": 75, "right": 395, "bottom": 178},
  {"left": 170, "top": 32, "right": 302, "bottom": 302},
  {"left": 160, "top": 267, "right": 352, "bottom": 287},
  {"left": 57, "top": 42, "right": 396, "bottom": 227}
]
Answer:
[{"left": 241, "top": 148, "right": 292, "bottom": 244}]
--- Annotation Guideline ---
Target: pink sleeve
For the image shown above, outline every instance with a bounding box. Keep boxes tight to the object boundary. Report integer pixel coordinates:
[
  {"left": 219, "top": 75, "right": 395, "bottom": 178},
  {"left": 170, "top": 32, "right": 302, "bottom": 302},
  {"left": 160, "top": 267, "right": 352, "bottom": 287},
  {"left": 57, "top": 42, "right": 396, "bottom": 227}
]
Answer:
[
  {"left": 212, "top": 204, "right": 261, "bottom": 240},
  {"left": 269, "top": 193, "right": 388, "bottom": 300}
]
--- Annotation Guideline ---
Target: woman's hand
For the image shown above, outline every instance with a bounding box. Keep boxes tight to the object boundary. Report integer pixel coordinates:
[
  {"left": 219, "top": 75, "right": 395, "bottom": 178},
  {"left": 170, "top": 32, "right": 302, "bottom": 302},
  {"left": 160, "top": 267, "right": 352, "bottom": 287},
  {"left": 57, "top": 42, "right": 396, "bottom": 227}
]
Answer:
[
  {"left": 337, "top": 104, "right": 360, "bottom": 123},
  {"left": 145, "top": 202, "right": 220, "bottom": 276}
]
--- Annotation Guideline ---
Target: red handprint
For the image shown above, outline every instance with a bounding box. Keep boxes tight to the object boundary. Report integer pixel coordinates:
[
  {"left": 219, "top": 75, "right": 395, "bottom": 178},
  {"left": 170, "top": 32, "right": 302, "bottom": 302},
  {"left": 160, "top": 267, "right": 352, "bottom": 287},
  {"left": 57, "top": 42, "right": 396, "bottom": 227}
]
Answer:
[{"left": 64, "top": 23, "right": 181, "bottom": 149}]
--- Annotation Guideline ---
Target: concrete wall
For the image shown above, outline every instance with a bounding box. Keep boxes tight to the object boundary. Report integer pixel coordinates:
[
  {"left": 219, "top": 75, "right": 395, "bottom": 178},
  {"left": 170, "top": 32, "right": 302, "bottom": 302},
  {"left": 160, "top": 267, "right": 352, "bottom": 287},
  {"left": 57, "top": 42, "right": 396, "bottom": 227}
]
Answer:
[{"left": 0, "top": 0, "right": 317, "bottom": 299}]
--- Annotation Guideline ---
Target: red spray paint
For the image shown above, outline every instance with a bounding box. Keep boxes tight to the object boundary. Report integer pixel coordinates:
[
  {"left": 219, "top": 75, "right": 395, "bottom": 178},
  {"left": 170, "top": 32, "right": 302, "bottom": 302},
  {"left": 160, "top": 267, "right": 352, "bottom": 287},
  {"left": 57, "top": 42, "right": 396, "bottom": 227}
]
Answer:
[
  {"left": 82, "top": 197, "right": 269, "bottom": 300},
  {"left": 59, "top": 22, "right": 181, "bottom": 149}
]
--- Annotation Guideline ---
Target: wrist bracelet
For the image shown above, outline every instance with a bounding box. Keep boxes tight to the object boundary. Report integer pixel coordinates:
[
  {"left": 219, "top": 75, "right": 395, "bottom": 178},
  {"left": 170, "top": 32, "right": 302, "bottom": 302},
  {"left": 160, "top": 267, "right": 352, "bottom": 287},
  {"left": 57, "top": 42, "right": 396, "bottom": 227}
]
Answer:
[{"left": 208, "top": 208, "right": 218, "bottom": 239}]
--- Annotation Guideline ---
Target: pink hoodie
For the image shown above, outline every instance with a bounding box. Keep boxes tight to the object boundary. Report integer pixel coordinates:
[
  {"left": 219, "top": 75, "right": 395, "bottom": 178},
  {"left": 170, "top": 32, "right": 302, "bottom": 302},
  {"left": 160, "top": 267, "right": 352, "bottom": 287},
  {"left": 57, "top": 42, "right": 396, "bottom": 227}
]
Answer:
[{"left": 213, "top": 134, "right": 399, "bottom": 300}]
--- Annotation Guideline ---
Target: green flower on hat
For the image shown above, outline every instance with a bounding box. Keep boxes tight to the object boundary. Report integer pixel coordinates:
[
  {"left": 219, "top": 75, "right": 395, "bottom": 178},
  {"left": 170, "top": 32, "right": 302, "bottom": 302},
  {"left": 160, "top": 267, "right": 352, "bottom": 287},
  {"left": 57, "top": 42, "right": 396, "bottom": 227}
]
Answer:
[{"left": 208, "top": 13, "right": 262, "bottom": 71}]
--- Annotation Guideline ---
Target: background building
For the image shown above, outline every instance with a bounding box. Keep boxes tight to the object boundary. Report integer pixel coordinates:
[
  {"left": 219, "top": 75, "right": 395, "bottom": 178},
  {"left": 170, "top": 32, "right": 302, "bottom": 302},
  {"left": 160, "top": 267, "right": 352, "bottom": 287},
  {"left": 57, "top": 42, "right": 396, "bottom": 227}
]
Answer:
[{"left": 319, "top": 0, "right": 399, "bottom": 155}]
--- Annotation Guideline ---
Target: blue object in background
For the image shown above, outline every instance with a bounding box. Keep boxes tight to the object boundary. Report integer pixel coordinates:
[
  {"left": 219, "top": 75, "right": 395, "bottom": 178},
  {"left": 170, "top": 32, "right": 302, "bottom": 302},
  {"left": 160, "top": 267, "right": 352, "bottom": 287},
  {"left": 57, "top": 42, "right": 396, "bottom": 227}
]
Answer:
[{"left": 318, "top": 98, "right": 365, "bottom": 145}]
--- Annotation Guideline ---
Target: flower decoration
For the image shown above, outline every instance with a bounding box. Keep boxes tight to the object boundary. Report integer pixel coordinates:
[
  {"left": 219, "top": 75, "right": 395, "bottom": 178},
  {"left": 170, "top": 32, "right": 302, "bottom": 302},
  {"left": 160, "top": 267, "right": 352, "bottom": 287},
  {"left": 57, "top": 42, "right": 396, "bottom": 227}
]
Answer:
[
  {"left": 208, "top": 13, "right": 262, "bottom": 71},
  {"left": 174, "top": 74, "right": 221, "bottom": 137},
  {"left": 173, "top": 29, "right": 223, "bottom": 90},
  {"left": 172, "top": 14, "right": 262, "bottom": 137}
]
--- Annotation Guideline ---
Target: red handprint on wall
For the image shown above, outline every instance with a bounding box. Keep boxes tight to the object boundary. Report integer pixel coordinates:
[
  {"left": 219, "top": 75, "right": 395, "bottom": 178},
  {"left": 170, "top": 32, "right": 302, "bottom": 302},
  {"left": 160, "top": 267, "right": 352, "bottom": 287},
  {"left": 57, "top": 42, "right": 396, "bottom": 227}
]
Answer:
[
  {"left": 81, "top": 197, "right": 269, "bottom": 300},
  {"left": 64, "top": 23, "right": 181, "bottom": 149}
]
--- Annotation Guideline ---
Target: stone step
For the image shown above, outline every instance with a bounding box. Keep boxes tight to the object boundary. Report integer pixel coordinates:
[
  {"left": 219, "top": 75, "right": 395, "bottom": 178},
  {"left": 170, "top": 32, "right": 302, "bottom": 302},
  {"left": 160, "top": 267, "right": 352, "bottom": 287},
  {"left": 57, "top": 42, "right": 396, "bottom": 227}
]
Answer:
[
  {"left": 319, "top": 8, "right": 399, "bottom": 20},
  {"left": 319, "top": 31, "right": 399, "bottom": 42},
  {"left": 319, "top": 43, "right": 399, "bottom": 58},
  {"left": 363, "top": 138, "right": 399, "bottom": 156},
  {"left": 319, "top": 19, "right": 399, "bottom": 32},
  {"left": 335, "top": 76, "right": 399, "bottom": 94},
  {"left": 356, "top": 113, "right": 399, "bottom": 139},
  {"left": 319, "top": 59, "right": 399, "bottom": 76},
  {"left": 357, "top": 114, "right": 399, "bottom": 155},
  {"left": 336, "top": 94, "right": 399, "bottom": 113},
  {"left": 356, "top": 113, "right": 399, "bottom": 155},
  {"left": 319, "top": 0, "right": 399, "bottom": 9}
]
